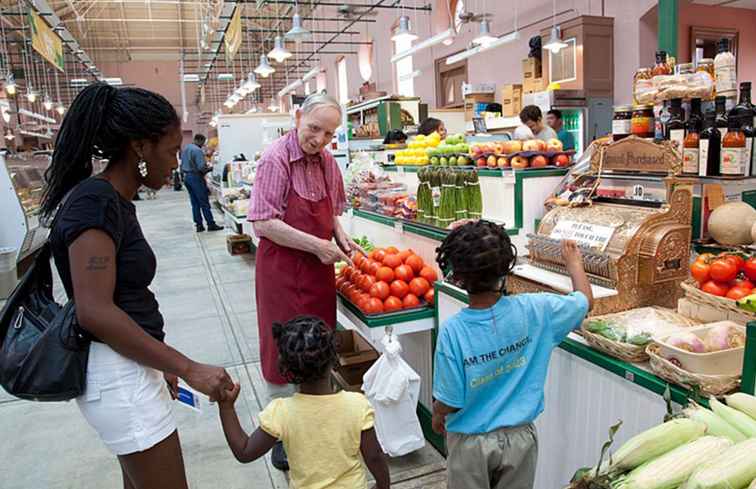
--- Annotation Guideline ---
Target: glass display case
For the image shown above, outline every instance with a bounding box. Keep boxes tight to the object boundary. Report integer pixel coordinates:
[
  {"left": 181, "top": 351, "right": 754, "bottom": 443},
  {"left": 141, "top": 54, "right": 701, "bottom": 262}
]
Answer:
[{"left": 6, "top": 155, "right": 47, "bottom": 216}]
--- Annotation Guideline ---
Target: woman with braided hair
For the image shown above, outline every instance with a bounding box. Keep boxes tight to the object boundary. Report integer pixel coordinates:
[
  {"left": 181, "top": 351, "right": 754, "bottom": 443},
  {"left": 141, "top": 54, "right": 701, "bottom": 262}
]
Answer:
[
  {"left": 217, "top": 315, "right": 390, "bottom": 489},
  {"left": 431, "top": 221, "right": 593, "bottom": 489}
]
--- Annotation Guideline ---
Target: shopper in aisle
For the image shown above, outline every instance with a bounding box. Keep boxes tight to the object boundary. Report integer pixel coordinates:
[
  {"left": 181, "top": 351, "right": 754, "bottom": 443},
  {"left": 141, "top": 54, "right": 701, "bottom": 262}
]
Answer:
[
  {"left": 514, "top": 105, "right": 558, "bottom": 141},
  {"left": 248, "top": 92, "right": 361, "bottom": 471},
  {"left": 431, "top": 221, "right": 593, "bottom": 489},
  {"left": 180, "top": 133, "right": 223, "bottom": 232},
  {"left": 40, "top": 82, "right": 234, "bottom": 489},
  {"left": 218, "top": 315, "right": 390, "bottom": 489},
  {"left": 546, "top": 109, "right": 576, "bottom": 150},
  {"left": 417, "top": 117, "right": 447, "bottom": 139}
]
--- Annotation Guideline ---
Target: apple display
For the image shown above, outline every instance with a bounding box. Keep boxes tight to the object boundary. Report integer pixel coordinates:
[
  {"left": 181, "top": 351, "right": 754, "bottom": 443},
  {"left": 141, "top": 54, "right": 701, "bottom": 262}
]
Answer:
[
  {"left": 487, "top": 155, "right": 497, "bottom": 168},
  {"left": 546, "top": 138, "right": 564, "bottom": 152},
  {"left": 510, "top": 156, "right": 529, "bottom": 169},
  {"left": 553, "top": 154, "right": 571, "bottom": 167},
  {"left": 497, "top": 157, "right": 509, "bottom": 168},
  {"left": 476, "top": 157, "right": 487, "bottom": 168},
  {"left": 531, "top": 155, "right": 548, "bottom": 168},
  {"left": 522, "top": 139, "right": 540, "bottom": 152},
  {"left": 502, "top": 140, "right": 522, "bottom": 154}
]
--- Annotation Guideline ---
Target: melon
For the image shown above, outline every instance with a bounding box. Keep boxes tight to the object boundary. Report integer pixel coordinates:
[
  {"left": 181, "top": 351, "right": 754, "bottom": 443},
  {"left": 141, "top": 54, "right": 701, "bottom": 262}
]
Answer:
[{"left": 708, "top": 202, "right": 756, "bottom": 245}]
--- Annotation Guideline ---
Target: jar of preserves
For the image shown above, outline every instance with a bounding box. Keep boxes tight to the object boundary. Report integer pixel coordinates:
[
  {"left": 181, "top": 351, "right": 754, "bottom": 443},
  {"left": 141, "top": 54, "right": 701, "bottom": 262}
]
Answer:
[
  {"left": 612, "top": 105, "right": 633, "bottom": 141},
  {"left": 677, "top": 63, "right": 694, "bottom": 75},
  {"left": 631, "top": 104, "right": 655, "bottom": 139}
]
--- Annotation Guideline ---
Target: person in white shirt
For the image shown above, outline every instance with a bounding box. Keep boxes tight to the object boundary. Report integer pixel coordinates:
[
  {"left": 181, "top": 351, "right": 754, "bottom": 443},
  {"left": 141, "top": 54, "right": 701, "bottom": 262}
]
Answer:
[{"left": 514, "top": 105, "right": 558, "bottom": 141}]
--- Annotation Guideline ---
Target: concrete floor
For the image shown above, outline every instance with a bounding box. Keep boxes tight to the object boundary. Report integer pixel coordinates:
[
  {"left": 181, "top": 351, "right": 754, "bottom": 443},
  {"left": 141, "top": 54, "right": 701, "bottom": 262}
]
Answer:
[{"left": 0, "top": 188, "right": 446, "bottom": 489}]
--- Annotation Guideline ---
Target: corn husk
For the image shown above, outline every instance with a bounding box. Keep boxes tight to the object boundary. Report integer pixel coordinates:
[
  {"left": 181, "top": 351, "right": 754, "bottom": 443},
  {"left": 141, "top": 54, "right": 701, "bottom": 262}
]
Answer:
[
  {"left": 726, "top": 393, "right": 756, "bottom": 420},
  {"left": 683, "top": 404, "right": 747, "bottom": 443},
  {"left": 600, "top": 418, "right": 707, "bottom": 476},
  {"left": 710, "top": 397, "right": 756, "bottom": 438},
  {"left": 611, "top": 436, "right": 732, "bottom": 489},
  {"left": 684, "top": 439, "right": 756, "bottom": 489},
  {"left": 749, "top": 478, "right": 756, "bottom": 489}
]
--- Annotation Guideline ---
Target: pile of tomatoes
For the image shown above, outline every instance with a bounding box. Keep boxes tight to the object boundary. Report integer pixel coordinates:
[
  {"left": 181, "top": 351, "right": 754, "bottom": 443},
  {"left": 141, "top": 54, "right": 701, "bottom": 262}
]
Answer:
[
  {"left": 336, "top": 247, "right": 438, "bottom": 315},
  {"left": 689, "top": 253, "right": 756, "bottom": 300}
]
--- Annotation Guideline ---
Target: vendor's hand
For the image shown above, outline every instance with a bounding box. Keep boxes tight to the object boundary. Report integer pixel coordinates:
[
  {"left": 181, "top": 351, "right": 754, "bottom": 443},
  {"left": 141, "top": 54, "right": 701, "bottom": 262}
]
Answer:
[
  {"left": 336, "top": 232, "right": 366, "bottom": 258},
  {"left": 317, "top": 239, "right": 352, "bottom": 266},
  {"left": 183, "top": 361, "right": 234, "bottom": 402},
  {"left": 164, "top": 372, "right": 179, "bottom": 400},
  {"left": 432, "top": 412, "right": 447, "bottom": 435},
  {"left": 561, "top": 240, "right": 584, "bottom": 271},
  {"left": 218, "top": 382, "right": 241, "bottom": 409}
]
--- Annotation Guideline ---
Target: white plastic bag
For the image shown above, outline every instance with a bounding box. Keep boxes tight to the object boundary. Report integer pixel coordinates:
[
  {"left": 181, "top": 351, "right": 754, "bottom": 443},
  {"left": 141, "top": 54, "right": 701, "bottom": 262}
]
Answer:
[{"left": 361, "top": 335, "right": 425, "bottom": 457}]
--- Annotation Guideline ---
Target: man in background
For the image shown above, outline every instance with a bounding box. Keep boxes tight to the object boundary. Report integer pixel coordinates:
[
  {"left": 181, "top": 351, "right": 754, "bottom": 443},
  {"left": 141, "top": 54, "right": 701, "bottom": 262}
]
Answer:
[
  {"left": 514, "top": 105, "right": 558, "bottom": 141},
  {"left": 547, "top": 109, "right": 576, "bottom": 150},
  {"left": 181, "top": 133, "right": 223, "bottom": 232}
]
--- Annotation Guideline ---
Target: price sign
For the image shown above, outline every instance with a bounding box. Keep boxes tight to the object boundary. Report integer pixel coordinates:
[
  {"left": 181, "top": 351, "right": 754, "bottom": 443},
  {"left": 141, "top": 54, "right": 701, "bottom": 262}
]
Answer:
[
  {"left": 394, "top": 220, "right": 404, "bottom": 234},
  {"left": 549, "top": 220, "right": 616, "bottom": 251}
]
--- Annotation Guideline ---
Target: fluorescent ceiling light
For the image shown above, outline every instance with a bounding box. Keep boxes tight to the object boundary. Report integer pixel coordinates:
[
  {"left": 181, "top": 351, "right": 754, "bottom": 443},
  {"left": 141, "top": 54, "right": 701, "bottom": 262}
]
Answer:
[
  {"left": 392, "top": 15, "right": 418, "bottom": 42},
  {"left": 183, "top": 74, "right": 200, "bottom": 82},
  {"left": 391, "top": 29, "right": 454, "bottom": 63},
  {"left": 217, "top": 73, "right": 234, "bottom": 80},
  {"left": 446, "top": 31, "right": 520, "bottom": 65},
  {"left": 18, "top": 108, "right": 56, "bottom": 123},
  {"left": 472, "top": 20, "right": 496, "bottom": 46},
  {"left": 543, "top": 26, "right": 568, "bottom": 53},
  {"left": 302, "top": 66, "right": 323, "bottom": 82},
  {"left": 278, "top": 79, "right": 303, "bottom": 98},
  {"left": 70, "top": 78, "right": 88, "bottom": 85},
  {"left": 103, "top": 77, "right": 123, "bottom": 86}
]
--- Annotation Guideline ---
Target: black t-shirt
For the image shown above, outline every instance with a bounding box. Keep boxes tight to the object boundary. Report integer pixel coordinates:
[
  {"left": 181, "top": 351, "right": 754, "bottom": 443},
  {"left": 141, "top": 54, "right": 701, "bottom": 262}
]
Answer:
[{"left": 50, "top": 177, "right": 165, "bottom": 341}]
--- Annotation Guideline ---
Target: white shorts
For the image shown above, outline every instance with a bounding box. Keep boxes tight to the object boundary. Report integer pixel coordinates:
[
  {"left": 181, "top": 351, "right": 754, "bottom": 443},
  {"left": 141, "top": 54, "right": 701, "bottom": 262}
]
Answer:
[{"left": 76, "top": 342, "right": 177, "bottom": 456}]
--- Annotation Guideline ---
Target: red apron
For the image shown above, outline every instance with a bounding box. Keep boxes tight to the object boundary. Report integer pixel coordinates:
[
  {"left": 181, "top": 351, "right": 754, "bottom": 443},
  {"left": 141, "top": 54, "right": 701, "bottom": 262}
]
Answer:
[{"left": 255, "top": 170, "right": 336, "bottom": 385}]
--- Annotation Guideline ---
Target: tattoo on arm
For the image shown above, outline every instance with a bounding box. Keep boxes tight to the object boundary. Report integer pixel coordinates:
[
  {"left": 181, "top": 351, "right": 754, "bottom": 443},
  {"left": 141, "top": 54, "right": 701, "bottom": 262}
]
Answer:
[{"left": 86, "top": 256, "right": 111, "bottom": 271}]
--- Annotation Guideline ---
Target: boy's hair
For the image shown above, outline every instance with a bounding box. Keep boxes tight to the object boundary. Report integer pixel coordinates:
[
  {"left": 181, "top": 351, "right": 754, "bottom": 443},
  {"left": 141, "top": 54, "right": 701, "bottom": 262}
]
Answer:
[
  {"left": 436, "top": 220, "right": 518, "bottom": 294},
  {"left": 519, "top": 105, "right": 542, "bottom": 124},
  {"left": 547, "top": 109, "right": 563, "bottom": 120},
  {"left": 273, "top": 315, "right": 337, "bottom": 384}
]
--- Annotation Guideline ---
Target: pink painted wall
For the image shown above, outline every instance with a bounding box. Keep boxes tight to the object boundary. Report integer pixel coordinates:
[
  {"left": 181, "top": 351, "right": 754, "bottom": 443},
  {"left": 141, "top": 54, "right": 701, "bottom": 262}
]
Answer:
[{"left": 678, "top": 0, "right": 756, "bottom": 87}]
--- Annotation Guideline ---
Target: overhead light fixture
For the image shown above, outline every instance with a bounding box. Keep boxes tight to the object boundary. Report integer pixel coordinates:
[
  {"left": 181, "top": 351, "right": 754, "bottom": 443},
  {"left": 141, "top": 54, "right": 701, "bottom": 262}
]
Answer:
[
  {"left": 70, "top": 78, "right": 88, "bottom": 85},
  {"left": 254, "top": 54, "right": 275, "bottom": 78},
  {"left": 278, "top": 79, "right": 303, "bottom": 98},
  {"left": 26, "top": 87, "right": 37, "bottom": 103},
  {"left": 302, "top": 66, "right": 323, "bottom": 82},
  {"left": 446, "top": 31, "right": 520, "bottom": 65},
  {"left": 4, "top": 72, "right": 16, "bottom": 95},
  {"left": 543, "top": 26, "right": 568, "bottom": 54},
  {"left": 56, "top": 102, "right": 65, "bottom": 115},
  {"left": 103, "top": 77, "right": 123, "bottom": 86},
  {"left": 217, "top": 73, "right": 234, "bottom": 81},
  {"left": 43, "top": 94, "right": 53, "bottom": 111},
  {"left": 285, "top": 12, "right": 312, "bottom": 42},
  {"left": 391, "top": 15, "right": 418, "bottom": 43},
  {"left": 5, "top": 129, "right": 14, "bottom": 141},
  {"left": 243, "top": 72, "right": 260, "bottom": 92},
  {"left": 267, "top": 100, "right": 279, "bottom": 112},
  {"left": 268, "top": 36, "right": 292, "bottom": 63},
  {"left": 473, "top": 19, "right": 496, "bottom": 46},
  {"left": 183, "top": 74, "right": 200, "bottom": 82},
  {"left": 442, "top": 37, "right": 454, "bottom": 46},
  {"left": 391, "top": 28, "right": 454, "bottom": 63}
]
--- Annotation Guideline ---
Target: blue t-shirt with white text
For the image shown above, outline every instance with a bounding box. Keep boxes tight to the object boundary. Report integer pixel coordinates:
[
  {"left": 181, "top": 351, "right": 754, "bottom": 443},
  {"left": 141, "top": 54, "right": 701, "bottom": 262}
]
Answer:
[{"left": 433, "top": 292, "right": 589, "bottom": 434}]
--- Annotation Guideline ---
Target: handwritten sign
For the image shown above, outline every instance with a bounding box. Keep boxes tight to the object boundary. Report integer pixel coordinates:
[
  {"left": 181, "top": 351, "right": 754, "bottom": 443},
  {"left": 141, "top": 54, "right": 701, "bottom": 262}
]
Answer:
[{"left": 549, "top": 220, "right": 616, "bottom": 251}]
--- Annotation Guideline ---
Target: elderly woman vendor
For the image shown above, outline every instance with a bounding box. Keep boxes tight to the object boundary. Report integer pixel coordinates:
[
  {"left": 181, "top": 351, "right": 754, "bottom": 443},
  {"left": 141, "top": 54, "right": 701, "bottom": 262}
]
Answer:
[{"left": 246, "top": 93, "right": 360, "bottom": 470}]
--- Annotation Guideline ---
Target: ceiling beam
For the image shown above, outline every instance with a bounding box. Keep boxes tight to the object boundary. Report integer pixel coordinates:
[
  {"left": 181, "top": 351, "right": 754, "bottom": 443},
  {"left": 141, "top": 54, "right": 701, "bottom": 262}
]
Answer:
[{"left": 254, "top": 0, "right": 431, "bottom": 10}]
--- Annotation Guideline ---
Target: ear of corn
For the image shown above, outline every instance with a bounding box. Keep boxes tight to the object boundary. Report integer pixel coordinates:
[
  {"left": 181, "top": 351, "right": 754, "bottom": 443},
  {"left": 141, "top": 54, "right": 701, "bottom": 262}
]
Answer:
[
  {"left": 726, "top": 393, "right": 756, "bottom": 420},
  {"left": 684, "top": 439, "right": 756, "bottom": 489},
  {"left": 683, "top": 404, "right": 747, "bottom": 443},
  {"left": 749, "top": 478, "right": 756, "bottom": 489},
  {"left": 611, "top": 436, "right": 732, "bottom": 489},
  {"left": 710, "top": 397, "right": 756, "bottom": 438},
  {"left": 599, "top": 418, "right": 707, "bottom": 476}
]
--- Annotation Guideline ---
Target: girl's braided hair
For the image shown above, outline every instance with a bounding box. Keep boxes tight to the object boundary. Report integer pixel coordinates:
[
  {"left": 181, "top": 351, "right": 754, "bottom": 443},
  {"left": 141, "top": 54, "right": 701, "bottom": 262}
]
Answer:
[
  {"left": 272, "top": 316, "right": 337, "bottom": 385},
  {"left": 436, "top": 220, "right": 517, "bottom": 294}
]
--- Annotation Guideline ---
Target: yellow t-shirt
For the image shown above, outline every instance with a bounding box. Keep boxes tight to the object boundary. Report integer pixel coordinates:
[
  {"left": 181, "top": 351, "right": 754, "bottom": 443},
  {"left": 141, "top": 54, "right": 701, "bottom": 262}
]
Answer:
[{"left": 259, "top": 391, "right": 375, "bottom": 489}]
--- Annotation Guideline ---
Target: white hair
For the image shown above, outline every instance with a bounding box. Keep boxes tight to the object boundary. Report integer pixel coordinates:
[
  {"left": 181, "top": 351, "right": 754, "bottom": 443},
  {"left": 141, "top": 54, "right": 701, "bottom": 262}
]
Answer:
[{"left": 300, "top": 93, "right": 343, "bottom": 118}]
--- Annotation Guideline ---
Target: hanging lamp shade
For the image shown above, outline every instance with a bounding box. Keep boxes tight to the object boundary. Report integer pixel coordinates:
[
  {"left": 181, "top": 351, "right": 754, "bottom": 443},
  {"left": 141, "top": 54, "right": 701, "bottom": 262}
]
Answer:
[
  {"left": 244, "top": 72, "right": 261, "bottom": 92},
  {"left": 5, "top": 129, "right": 14, "bottom": 141},
  {"left": 26, "top": 87, "right": 37, "bottom": 103},
  {"left": 391, "top": 16, "right": 418, "bottom": 42},
  {"left": 43, "top": 93, "right": 53, "bottom": 111},
  {"left": 56, "top": 102, "right": 65, "bottom": 115},
  {"left": 254, "top": 54, "right": 276, "bottom": 77},
  {"left": 543, "top": 26, "right": 568, "bottom": 53},
  {"left": 285, "top": 13, "right": 312, "bottom": 42},
  {"left": 472, "top": 19, "right": 496, "bottom": 46},
  {"left": 268, "top": 36, "right": 292, "bottom": 63},
  {"left": 4, "top": 72, "right": 16, "bottom": 95}
]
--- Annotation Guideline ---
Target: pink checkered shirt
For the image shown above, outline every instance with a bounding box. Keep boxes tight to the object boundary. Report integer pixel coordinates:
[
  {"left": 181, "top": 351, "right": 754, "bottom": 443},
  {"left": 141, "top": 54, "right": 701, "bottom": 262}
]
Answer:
[{"left": 248, "top": 129, "right": 346, "bottom": 222}]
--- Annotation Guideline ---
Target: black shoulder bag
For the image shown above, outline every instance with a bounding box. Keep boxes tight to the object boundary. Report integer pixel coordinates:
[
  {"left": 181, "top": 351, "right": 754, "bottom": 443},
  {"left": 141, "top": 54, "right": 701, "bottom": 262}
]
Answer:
[{"left": 0, "top": 202, "right": 90, "bottom": 402}]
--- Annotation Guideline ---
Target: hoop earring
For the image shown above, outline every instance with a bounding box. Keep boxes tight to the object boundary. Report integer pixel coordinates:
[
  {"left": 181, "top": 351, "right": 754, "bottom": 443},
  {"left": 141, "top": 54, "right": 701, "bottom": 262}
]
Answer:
[{"left": 137, "top": 158, "right": 148, "bottom": 178}]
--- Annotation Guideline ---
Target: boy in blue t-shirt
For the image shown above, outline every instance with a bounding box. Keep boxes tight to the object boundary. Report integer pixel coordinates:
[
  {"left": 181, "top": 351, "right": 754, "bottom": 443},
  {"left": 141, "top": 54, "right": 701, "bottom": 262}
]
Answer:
[{"left": 432, "top": 221, "right": 593, "bottom": 489}]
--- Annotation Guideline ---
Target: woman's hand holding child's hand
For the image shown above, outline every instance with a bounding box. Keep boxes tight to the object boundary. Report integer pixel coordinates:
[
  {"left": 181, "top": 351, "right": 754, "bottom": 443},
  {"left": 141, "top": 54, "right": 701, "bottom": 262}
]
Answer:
[{"left": 218, "top": 382, "right": 241, "bottom": 409}]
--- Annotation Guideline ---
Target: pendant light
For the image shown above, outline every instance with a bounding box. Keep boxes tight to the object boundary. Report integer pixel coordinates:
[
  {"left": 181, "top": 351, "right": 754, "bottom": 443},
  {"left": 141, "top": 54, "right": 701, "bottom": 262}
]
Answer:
[
  {"left": 542, "top": 0, "right": 567, "bottom": 54},
  {"left": 4, "top": 72, "right": 16, "bottom": 95},
  {"left": 391, "top": 16, "right": 418, "bottom": 42},
  {"left": 4, "top": 129, "right": 14, "bottom": 141},
  {"left": 244, "top": 72, "right": 260, "bottom": 92},
  {"left": 43, "top": 93, "right": 53, "bottom": 111},
  {"left": 268, "top": 36, "right": 292, "bottom": 63},
  {"left": 267, "top": 97, "right": 279, "bottom": 112},
  {"left": 285, "top": 12, "right": 312, "bottom": 42},
  {"left": 26, "top": 86, "right": 37, "bottom": 103},
  {"left": 56, "top": 102, "right": 65, "bottom": 115},
  {"left": 254, "top": 54, "right": 275, "bottom": 78},
  {"left": 472, "top": 19, "right": 496, "bottom": 46}
]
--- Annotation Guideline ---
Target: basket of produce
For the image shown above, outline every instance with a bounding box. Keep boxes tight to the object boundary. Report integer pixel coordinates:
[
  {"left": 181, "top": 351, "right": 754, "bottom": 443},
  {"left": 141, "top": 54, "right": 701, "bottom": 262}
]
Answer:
[
  {"left": 646, "top": 344, "right": 741, "bottom": 397},
  {"left": 580, "top": 307, "right": 699, "bottom": 363},
  {"left": 682, "top": 251, "right": 756, "bottom": 322}
]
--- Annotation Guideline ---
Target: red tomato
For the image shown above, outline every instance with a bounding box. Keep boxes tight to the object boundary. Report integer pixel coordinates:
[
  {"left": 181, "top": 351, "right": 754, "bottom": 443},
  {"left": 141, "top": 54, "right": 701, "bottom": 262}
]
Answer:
[
  {"left": 341, "top": 266, "right": 353, "bottom": 279},
  {"left": 424, "top": 289, "right": 435, "bottom": 306},
  {"left": 376, "top": 266, "right": 395, "bottom": 283},
  {"left": 369, "top": 248, "right": 383, "bottom": 261},
  {"left": 390, "top": 280, "right": 410, "bottom": 299},
  {"left": 368, "top": 261, "right": 381, "bottom": 277},
  {"left": 339, "top": 281, "right": 351, "bottom": 295},
  {"left": 709, "top": 259, "right": 738, "bottom": 283},
  {"left": 723, "top": 254, "right": 746, "bottom": 271},
  {"left": 353, "top": 253, "right": 365, "bottom": 269},
  {"left": 335, "top": 276, "right": 347, "bottom": 290},
  {"left": 360, "top": 275, "right": 376, "bottom": 293},
  {"left": 360, "top": 259, "right": 373, "bottom": 274},
  {"left": 348, "top": 288, "right": 362, "bottom": 304},
  {"left": 382, "top": 253, "right": 403, "bottom": 269},
  {"left": 357, "top": 295, "right": 371, "bottom": 312},
  {"left": 731, "top": 278, "right": 754, "bottom": 290},
  {"left": 397, "top": 249, "right": 414, "bottom": 262},
  {"left": 402, "top": 293, "right": 421, "bottom": 309},
  {"left": 384, "top": 296, "right": 403, "bottom": 313},
  {"left": 744, "top": 257, "right": 756, "bottom": 282},
  {"left": 385, "top": 246, "right": 400, "bottom": 255},
  {"left": 726, "top": 287, "right": 752, "bottom": 300},
  {"left": 696, "top": 253, "right": 715, "bottom": 264},
  {"left": 395, "top": 264, "right": 415, "bottom": 282},
  {"left": 405, "top": 255, "right": 425, "bottom": 274},
  {"left": 409, "top": 277, "right": 431, "bottom": 297},
  {"left": 690, "top": 261, "right": 711, "bottom": 283},
  {"left": 373, "top": 250, "right": 387, "bottom": 264},
  {"left": 351, "top": 271, "right": 364, "bottom": 287},
  {"left": 701, "top": 280, "right": 730, "bottom": 297},
  {"left": 419, "top": 266, "right": 438, "bottom": 284},
  {"left": 366, "top": 297, "right": 384, "bottom": 314},
  {"left": 370, "top": 281, "right": 391, "bottom": 300}
]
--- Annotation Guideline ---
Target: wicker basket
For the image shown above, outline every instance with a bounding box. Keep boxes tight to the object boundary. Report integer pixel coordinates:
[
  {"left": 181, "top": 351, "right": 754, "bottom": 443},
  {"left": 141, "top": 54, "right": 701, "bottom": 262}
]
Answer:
[
  {"left": 580, "top": 307, "right": 700, "bottom": 363},
  {"left": 680, "top": 279, "right": 756, "bottom": 323},
  {"left": 646, "top": 344, "right": 741, "bottom": 397}
]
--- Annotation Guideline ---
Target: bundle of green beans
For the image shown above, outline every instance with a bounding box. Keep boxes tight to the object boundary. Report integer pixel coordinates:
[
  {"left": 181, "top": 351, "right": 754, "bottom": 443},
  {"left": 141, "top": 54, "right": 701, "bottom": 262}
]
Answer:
[
  {"left": 416, "top": 168, "right": 434, "bottom": 224},
  {"left": 465, "top": 170, "right": 482, "bottom": 219}
]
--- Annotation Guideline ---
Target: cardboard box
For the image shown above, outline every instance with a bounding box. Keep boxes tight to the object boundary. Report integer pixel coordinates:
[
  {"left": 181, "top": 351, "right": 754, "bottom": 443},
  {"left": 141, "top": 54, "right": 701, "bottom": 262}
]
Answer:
[
  {"left": 522, "top": 58, "right": 542, "bottom": 81},
  {"left": 464, "top": 93, "right": 496, "bottom": 121},
  {"left": 462, "top": 82, "right": 496, "bottom": 97},
  {"left": 226, "top": 234, "right": 252, "bottom": 255},
  {"left": 334, "top": 330, "right": 378, "bottom": 368},
  {"left": 501, "top": 84, "right": 523, "bottom": 117},
  {"left": 523, "top": 77, "right": 548, "bottom": 94},
  {"left": 332, "top": 363, "right": 373, "bottom": 392}
]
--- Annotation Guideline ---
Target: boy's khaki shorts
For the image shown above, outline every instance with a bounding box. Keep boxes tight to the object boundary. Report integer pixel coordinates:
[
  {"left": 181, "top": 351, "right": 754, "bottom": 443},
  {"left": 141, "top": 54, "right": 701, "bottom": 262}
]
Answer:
[{"left": 446, "top": 423, "right": 537, "bottom": 489}]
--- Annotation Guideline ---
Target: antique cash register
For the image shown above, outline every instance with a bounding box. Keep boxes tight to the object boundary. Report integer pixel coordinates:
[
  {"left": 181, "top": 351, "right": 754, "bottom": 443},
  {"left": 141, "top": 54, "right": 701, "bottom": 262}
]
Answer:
[{"left": 508, "top": 137, "right": 693, "bottom": 316}]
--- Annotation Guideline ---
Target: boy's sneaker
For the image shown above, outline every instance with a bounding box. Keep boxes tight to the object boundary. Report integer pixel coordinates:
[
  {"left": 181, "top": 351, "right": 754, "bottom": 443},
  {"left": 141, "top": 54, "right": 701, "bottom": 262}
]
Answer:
[
  {"left": 196, "top": 225, "right": 205, "bottom": 233},
  {"left": 207, "top": 224, "right": 224, "bottom": 232},
  {"left": 271, "top": 441, "right": 289, "bottom": 471}
]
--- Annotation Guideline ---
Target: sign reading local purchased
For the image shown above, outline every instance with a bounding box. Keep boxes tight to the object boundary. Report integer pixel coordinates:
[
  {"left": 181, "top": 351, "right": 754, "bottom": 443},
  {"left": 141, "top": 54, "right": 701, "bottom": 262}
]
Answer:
[
  {"left": 28, "top": 11, "right": 64, "bottom": 72},
  {"left": 549, "top": 220, "right": 616, "bottom": 251},
  {"left": 224, "top": 7, "right": 242, "bottom": 63}
]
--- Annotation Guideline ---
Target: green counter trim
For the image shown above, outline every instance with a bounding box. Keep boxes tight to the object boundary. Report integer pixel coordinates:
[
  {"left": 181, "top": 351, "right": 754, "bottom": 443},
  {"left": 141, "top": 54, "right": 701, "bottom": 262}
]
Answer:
[
  {"left": 692, "top": 196, "right": 702, "bottom": 241},
  {"left": 338, "top": 295, "right": 434, "bottom": 327},
  {"left": 353, "top": 209, "right": 518, "bottom": 240},
  {"left": 742, "top": 190, "right": 756, "bottom": 209},
  {"left": 743, "top": 323, "right": 756, "bottom": 395},
  {"left": 513, "top": 168, "right": 569, "bottom": 229},
  {"left": 417, "top": 402, "right": 446, "bottom": 455},
  {"left": 353, "top": 209, "right": 396, "bottom": 227}
]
